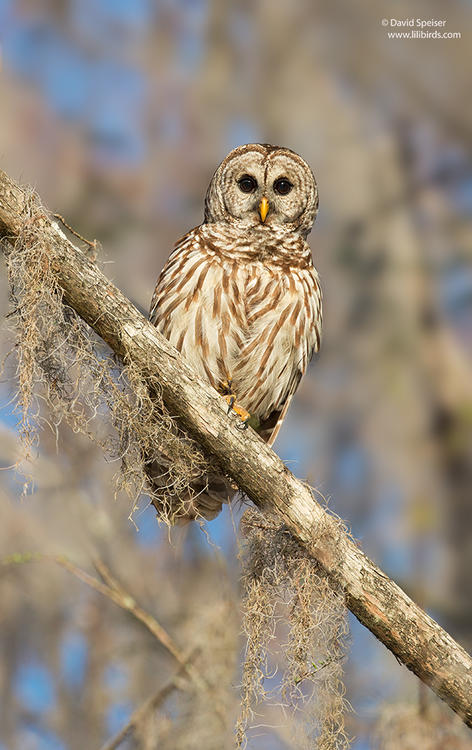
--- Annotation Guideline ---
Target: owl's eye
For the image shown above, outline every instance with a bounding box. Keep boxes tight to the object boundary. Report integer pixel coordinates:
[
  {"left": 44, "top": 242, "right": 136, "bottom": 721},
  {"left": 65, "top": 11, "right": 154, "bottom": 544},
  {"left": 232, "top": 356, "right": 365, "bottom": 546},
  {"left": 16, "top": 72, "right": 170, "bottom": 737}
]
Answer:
[
  {"left": 274, "top": 177, "right": 293, "bottom": 195},
  {"left": 238, "top": 174, "right": 258, "bottom": 193}
]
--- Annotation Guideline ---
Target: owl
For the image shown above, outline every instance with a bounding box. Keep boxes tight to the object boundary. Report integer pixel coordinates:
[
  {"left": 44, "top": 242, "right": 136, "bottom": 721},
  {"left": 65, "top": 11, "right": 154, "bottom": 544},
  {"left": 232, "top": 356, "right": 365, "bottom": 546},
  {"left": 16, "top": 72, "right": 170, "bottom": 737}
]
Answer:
[{"left": 148, "top": 143, "right": 321, "bottom": 522}]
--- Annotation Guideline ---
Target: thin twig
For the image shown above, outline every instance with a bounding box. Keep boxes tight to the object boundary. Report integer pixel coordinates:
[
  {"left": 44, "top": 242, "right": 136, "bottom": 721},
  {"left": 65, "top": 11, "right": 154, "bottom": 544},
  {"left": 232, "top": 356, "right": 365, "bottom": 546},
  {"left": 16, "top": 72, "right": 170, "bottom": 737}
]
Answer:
[
  {"left": 2, "top": 552, "right": 206, "bottom": 691},
  {"left": 99, "top": 679, "right": 178, "bottom": 750},
  {"left": 53, "top": 555, "right": 208, "bottom": 692},
  {"left": 93, "top": 557, "right": 125, "bottom": 593},
  {"left": 99, "top": 654, "right": 197, "bottom": 750},
  {"left": 52, "top": 213, "right": 98, "bottom": 258}
]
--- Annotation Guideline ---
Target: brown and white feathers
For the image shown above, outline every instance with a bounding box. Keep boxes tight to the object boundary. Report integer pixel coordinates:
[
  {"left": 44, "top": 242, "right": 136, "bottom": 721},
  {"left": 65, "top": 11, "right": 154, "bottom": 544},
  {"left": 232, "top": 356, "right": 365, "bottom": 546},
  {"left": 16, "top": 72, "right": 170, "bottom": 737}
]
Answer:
[{"left": 148, "top": 143, "right": 322, "bottom": 521}]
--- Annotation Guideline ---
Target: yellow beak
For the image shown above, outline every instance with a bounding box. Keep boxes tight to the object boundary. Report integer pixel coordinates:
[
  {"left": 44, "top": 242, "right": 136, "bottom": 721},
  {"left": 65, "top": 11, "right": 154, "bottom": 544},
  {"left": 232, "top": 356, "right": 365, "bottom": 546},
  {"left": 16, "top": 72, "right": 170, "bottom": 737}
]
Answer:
[{"left": 259, "top": 196, "right": 269, "bottom": 223}]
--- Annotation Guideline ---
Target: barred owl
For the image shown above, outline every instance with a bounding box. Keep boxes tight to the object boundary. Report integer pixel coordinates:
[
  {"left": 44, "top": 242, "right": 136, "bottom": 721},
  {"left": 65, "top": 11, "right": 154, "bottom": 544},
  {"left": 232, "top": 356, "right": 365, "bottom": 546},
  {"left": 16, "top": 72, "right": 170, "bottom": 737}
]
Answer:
[{"left": 149, "top": 143, "right": 321, "bottom": 522}]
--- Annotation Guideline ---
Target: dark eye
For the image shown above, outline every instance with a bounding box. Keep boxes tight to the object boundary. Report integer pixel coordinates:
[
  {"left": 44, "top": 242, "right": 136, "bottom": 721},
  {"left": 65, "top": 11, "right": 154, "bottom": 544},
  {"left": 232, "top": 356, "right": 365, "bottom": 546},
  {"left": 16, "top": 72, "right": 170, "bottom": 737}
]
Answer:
[
  {"left": 274, "top": 177, "right": 293, "bottom": 195},
  {"left": 238, "top": 174, "right": 258, "bottom": 193}
]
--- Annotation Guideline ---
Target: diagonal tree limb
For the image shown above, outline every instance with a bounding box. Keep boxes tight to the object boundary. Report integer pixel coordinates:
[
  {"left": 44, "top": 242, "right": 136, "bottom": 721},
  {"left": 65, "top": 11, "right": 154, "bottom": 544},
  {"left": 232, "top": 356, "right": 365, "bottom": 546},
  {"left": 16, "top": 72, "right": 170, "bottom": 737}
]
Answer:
[{"left": 1, "top": 168, "right": 471, "bottom": 727}]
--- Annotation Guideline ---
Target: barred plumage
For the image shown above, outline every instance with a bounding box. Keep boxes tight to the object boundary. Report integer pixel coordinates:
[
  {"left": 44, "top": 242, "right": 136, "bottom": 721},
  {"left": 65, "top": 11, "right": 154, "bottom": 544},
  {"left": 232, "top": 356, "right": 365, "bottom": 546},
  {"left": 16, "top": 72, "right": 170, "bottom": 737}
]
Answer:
[{"left": 149, "top": 144, "right": 322, "bottom": 521}]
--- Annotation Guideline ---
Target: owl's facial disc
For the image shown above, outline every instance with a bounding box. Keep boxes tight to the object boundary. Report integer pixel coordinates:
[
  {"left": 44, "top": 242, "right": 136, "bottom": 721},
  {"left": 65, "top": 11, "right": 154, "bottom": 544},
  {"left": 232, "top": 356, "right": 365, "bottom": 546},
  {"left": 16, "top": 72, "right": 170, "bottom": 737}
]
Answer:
[{"left": 204, "top": 144, "right": 318, "bottom": 236}]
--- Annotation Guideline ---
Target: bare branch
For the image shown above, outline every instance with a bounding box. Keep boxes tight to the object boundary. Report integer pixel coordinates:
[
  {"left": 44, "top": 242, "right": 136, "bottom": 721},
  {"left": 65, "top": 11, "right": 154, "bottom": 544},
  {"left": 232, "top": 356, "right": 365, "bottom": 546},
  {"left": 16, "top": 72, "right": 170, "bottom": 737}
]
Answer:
[
  {"left": 99, "top": 657, "right": 196, "bottom": 750},
  {"left": 54, "top": 556, "right": 208, "bottom": 693},
  {"left": 1, "top": 168, "right": 471, "bottom": 727},
  {"left": 2, "top": 552, "right": 205, "bottom": 692}
]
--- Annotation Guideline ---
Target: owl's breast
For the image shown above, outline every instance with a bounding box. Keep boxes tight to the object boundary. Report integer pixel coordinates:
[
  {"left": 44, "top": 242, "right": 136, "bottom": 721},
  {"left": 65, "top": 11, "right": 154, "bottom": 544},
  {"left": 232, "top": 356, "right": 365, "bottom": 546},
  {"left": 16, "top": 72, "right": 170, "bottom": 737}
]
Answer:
[{"left": 150, "top": 231, "right": 321, "bottom": 423}]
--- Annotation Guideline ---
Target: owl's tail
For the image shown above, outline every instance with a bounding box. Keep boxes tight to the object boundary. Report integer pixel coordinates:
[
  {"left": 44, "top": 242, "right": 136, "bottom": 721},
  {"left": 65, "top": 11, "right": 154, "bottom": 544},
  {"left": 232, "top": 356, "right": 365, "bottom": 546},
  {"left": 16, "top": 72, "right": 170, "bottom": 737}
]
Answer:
[{"left": 145, "top": 456, "right": 236, "bottom": 523}]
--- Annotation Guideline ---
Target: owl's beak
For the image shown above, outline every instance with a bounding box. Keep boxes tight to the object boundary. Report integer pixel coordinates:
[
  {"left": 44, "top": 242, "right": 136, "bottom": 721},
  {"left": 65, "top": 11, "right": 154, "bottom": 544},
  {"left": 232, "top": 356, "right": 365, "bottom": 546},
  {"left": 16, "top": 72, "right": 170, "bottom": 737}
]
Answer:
[{"left": 259, "top": 197, "right": 269, "bottom": 223}]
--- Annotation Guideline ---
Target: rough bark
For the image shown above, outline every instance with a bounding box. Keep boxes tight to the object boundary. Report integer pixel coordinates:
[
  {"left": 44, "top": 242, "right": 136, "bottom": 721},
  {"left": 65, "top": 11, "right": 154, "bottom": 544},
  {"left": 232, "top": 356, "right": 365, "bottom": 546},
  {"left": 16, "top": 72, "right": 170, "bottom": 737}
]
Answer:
[{"left": 1, "top": 168, "right": 471, "bottom": 728}]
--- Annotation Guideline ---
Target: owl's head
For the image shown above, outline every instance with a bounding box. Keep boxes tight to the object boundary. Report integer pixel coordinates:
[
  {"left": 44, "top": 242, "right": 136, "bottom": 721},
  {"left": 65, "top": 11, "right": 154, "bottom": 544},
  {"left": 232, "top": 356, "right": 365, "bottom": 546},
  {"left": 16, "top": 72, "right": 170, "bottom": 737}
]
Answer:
[{"left": 204, "top": 144, "right": 318, "bottom": 238}]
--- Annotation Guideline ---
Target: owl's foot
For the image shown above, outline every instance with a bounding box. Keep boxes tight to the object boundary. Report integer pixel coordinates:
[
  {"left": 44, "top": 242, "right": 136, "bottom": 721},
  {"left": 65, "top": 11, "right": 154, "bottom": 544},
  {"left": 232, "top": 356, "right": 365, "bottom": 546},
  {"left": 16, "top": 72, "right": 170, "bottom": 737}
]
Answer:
[
  {"left": 225, "top": 394, "right": 250, "bottom": 426},
  {"left": 221, "top": 379, "right": 250, "bottom": 428}
]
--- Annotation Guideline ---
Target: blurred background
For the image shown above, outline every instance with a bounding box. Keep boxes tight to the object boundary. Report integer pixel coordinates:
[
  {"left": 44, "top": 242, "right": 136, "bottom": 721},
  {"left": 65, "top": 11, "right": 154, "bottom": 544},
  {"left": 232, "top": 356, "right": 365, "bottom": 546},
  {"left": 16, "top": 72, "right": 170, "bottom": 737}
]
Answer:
[{"left": 0, "top": 0, "right": 471, "bottom": 748}]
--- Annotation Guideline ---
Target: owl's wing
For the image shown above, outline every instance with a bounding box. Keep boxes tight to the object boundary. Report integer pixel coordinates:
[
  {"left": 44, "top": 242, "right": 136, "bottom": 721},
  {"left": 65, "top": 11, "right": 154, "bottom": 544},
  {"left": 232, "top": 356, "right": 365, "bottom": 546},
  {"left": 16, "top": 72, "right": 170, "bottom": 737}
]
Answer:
[
  {"left": 147, "top": 226, "right": 238, "bottom": 522},
  {"left": 258, "top": 270, "right": 322, "bottom": 447},
  {"left": 260, "top": 392, "right": 297, "bottom": 447},
  {"left": 258, "top": 369, "right": 303, "bottom": 447},
  {"left": 149, "top": 229, "right": 196, "bottom": 324}
]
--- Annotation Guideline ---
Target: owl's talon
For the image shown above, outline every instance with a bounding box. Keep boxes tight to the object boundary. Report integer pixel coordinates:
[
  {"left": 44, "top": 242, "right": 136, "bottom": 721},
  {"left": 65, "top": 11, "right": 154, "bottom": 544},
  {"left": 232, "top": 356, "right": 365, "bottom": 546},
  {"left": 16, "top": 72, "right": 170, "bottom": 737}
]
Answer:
[
  {"left": 231, "top": 402, "right": 251, "bottom": 422},
  {"left": 224, "top": 393, "right": 250, "bottom": 425},
  {"left": 226, "top": 394, "right": 235, "bottom": 415},
  {"left": 222, "top": 378, "right": 233, "bottom": 394}
]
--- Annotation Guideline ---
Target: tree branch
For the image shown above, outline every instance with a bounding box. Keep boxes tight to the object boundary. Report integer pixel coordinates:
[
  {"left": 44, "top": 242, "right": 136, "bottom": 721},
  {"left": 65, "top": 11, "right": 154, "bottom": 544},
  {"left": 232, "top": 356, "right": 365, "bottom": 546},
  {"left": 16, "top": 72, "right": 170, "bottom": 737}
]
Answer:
[
  {"left": 1, "top": 552, "right": 205, "bottom": 692},
  {"left": 55, "top": 556, "right": 207, "bottom": 692},
  {"left": 1, "top": 168, "right": 471, "bottom": 727},
  {"left": 99, "top": 674, "right": 185, "bottom": 750}
]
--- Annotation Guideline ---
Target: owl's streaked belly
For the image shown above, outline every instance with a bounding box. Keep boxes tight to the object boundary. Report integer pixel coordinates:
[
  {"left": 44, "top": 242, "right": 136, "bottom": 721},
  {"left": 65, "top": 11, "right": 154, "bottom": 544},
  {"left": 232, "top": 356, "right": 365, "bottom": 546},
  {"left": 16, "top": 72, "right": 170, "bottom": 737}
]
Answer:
[{"left": 154, "top": 255, "right": 321, "bottom": 421}]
